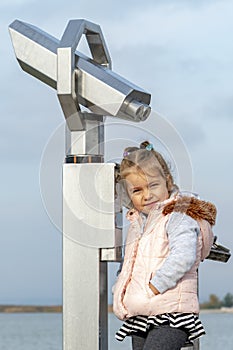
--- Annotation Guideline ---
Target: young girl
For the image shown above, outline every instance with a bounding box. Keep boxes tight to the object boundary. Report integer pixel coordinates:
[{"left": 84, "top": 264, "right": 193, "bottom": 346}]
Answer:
[{"left": 113, "top": 141, "right": 216, "bottom": 350}]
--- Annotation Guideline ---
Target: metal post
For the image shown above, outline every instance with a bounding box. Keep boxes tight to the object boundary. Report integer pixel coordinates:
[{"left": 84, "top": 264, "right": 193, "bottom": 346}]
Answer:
[
  {"left": 63, "top": 159, "right": 115, "bottom": 349},
  {"left": 63, "top": 111, "right": 115, "bottom": 349}
]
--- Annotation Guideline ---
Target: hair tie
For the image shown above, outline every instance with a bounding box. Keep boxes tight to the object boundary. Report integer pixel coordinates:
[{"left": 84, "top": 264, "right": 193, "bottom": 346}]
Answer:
[
  {"left": 123, "top": 151, "right": 129, "bottom": 157},
  {"left": 145, "top": 143, "right": 153, "bottom": 151},
  {"left": 123, "top": 143, "right": 153, "bottom": 157}
]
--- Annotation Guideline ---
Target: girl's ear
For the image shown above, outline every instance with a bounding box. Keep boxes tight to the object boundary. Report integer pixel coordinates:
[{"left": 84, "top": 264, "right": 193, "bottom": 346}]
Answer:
[{"left": 166, "top": 175, "right": 174, "bottom": 194}]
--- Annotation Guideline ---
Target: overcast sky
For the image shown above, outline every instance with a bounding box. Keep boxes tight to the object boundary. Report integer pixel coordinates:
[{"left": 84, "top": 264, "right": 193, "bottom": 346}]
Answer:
[{"left": 1, "top": 0, "right": 233, "bottom": 306}]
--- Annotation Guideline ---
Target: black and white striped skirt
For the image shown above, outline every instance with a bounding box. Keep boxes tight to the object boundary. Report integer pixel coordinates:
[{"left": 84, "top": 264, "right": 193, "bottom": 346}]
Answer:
[{"left": 115, "top": 313, "right": 205, "bottom": 342}]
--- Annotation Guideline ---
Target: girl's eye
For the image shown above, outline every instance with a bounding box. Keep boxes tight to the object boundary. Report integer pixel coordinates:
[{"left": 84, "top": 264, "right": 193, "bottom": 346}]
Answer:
[
  {"left": 150, "top": 183, "right": 158, "bottom": 188},
  {"left": 132, "top": 188, "right": 141, "bottom": 194}
]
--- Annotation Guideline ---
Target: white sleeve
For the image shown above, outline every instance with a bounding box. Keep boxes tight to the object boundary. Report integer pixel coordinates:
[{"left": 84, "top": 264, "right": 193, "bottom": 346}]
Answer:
[{"left": 150, "top": 212, "right": 200, "bottom": 293}]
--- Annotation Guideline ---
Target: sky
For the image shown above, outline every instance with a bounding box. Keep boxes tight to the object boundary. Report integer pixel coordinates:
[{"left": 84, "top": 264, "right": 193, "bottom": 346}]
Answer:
[{"left": 1, "top": 0, "right": 233, "bottom": 306}]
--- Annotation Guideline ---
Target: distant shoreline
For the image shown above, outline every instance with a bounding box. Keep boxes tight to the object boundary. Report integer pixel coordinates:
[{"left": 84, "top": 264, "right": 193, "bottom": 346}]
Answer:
[
  {"left": 0, "top": 305, "right": 113, "bottom": 313},
  {"left": 0, "top": 305, "right": 62, "bottom": 313},
  {"left": 200, "top": 307, "right": 233, "bottom": 314},
  {"left": 0, "top": 305, "right": 233, "bottom": 313}
]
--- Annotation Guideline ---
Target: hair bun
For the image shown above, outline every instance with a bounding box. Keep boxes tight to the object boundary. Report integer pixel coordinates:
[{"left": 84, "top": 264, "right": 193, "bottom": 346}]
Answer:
[{"left": 140, "top": 141, "right": 153, "bottom": 151}]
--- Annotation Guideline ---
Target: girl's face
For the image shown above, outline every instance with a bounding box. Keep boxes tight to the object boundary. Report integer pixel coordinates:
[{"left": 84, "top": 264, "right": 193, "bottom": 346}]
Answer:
[{"left": 125, "top": 170, "right": 169, "bottom": 214}]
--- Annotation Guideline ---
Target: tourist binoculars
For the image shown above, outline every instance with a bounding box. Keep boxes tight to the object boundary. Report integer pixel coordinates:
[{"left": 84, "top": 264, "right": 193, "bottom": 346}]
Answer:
[
  {"left": 9, "top": 19, "right": 151, "bottom": 127},
  {"left": 207, "top": 236, "right": 231, "bottom": 263}
]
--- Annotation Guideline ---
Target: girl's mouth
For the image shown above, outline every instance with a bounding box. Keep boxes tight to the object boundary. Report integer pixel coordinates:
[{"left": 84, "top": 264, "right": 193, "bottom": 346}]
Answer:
[{"left": 144, "top": 201, "right": 157, "bottom": 207}]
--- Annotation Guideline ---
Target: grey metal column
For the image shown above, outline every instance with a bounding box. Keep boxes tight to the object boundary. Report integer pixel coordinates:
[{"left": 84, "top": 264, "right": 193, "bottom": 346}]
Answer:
[
  {"left": 9, "top": 18, "right": 151, "bottom": 350},
  {"left": 63, "top": 160, "right": 115, "bottom": 350}
]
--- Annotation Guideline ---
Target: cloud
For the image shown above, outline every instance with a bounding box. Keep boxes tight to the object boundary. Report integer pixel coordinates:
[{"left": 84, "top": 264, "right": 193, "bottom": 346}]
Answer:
[
  {"left": 0, "top": 0, "right": 36, "bottom": 8},
  {"left": 204, "top": 96, "right": 233, "bottom": 121},
  {"left": 105, "top": 0, "right": 233, "bottom": 50},
  {"left": 173, "top": 119, "right": 206, "bottom": 148}
]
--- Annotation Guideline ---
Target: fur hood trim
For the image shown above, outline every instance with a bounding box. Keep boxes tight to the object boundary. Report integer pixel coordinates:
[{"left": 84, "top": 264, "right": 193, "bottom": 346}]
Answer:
[{"left": 162, "top": 196, "right": 217, "bottom": 226}]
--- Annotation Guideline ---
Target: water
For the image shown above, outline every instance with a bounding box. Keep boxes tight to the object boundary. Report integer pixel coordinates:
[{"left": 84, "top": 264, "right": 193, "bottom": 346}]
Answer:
[
  {"left": 199, "top": 312, "right": 233, "bottom": 350},
  {"left": 0, "top": 312, "right": 232, "bottom": 349},
  {"left": 0, "top": 313, "right": 62, "bottom": 350}
]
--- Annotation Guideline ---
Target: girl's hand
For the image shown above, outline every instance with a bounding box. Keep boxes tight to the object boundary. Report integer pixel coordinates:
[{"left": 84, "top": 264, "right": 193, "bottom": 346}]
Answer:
[{"left": 149, "top": 282, "right": 160, "bottom": 295}]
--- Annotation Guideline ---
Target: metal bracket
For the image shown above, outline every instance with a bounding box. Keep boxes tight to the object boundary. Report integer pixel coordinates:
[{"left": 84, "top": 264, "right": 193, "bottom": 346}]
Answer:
[{"left": 57, "top": 19, "right": 112, "bottom": 130}]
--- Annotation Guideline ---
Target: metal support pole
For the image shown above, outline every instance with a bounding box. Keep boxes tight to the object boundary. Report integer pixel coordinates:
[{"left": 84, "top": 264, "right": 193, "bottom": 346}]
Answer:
[
  {"left": 62, "top": 242, "right": 109, "bottom": 349},
  {"left": 63, "top": 161, "right": 116, "bottom": 349}
]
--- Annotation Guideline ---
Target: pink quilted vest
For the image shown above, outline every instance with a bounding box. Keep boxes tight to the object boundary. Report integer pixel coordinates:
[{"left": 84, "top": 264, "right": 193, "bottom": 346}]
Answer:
[{"left": 113, "top": 196, "right": 215, "bottom": 320}]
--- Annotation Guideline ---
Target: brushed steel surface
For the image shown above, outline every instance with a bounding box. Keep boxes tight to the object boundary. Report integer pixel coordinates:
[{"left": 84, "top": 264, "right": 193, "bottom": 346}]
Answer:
[
  {"left": 9, "top": 19, "right": 151, "bottom": 122},
  {"left": 63, "top": 163, "right": 116, "bottom": 248}
]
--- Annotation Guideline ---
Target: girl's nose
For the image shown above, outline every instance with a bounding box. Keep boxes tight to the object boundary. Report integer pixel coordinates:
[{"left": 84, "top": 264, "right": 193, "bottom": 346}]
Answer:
[{"left": 143, "top": 187, "right": 153, "bottom": 200}]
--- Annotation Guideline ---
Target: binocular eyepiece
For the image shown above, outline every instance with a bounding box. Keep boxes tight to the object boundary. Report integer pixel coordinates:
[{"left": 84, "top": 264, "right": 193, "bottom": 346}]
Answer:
[{"left": 124, "top": 99, "right": 151, "bottom": 122}]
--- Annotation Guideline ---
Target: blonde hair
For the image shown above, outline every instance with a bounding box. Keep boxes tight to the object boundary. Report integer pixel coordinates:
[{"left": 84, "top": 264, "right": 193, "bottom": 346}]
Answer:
[{"left": 120, "top": 141, "right": 177, "bottom": 201}]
